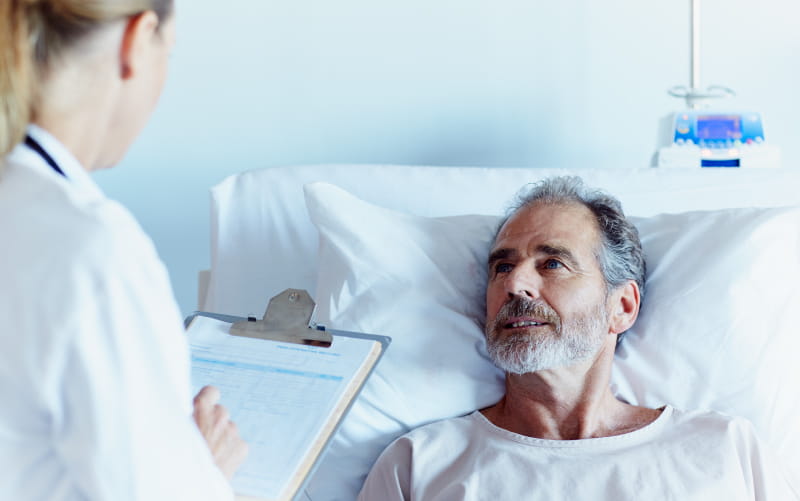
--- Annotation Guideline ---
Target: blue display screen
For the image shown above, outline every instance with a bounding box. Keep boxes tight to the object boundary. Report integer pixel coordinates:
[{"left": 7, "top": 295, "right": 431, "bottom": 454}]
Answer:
[{"left": 696, "top": 115, "right": 742, "bottom": 140}]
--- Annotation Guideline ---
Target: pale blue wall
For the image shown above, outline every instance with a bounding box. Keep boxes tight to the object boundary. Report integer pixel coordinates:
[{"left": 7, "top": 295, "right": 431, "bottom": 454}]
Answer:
[{"left": 95, "top": 0, "right": 800, "bottom": 315}]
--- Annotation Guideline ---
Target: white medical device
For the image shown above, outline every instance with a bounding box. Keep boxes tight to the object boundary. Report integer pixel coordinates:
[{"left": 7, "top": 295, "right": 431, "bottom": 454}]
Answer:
[
  {"left": 657, "top": 111, "right": 780, "bottom": 168},
  {"left": 654, "top": 0, "right": 781, "bottom": 168}
]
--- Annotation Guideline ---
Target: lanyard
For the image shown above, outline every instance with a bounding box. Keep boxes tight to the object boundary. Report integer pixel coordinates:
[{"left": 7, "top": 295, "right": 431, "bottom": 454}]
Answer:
[{"left": 24, "top": 135, "right": 67, "bottom": 178}]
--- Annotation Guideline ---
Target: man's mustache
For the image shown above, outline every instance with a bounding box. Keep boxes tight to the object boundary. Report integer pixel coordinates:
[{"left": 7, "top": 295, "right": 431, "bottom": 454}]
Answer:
[{"left": 491, "top": 296, "right": 561, "bottom": 330}]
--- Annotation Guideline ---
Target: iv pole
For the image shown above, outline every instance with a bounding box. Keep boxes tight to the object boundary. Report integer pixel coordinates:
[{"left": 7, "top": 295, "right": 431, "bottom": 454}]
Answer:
[
  {"left": 691, "top": 0, "right": 700, "bottom": 92},
  {"left": 668, "top": 0, "right": 734, "bottom": 109}
]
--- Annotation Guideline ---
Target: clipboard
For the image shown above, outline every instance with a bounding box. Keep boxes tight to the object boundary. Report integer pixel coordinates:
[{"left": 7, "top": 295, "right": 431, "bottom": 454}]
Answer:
[{"left": 185, "top": 289, "right": 391, "bottom": 501}]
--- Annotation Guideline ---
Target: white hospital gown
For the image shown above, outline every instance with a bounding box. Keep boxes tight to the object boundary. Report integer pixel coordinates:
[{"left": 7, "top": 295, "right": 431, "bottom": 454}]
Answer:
[{"left": 358, "top": 406, "right": 798, "bottom": 500}]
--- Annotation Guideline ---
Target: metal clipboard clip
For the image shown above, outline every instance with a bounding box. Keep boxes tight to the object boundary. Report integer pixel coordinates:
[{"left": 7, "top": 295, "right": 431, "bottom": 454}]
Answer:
[{"left": 229, "top": 289, "right": 333, "bottom": 347}]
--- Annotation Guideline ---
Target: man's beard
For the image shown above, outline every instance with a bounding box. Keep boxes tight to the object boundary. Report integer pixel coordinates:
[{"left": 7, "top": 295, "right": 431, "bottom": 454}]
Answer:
[{"left": 485, "top": 296, "right": 608, "bottom": 375}]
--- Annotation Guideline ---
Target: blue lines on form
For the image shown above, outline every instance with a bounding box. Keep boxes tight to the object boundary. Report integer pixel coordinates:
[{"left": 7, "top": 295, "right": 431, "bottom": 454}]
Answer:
[{"left": 192, "top": 356, "right": 343, "bottom": 381}]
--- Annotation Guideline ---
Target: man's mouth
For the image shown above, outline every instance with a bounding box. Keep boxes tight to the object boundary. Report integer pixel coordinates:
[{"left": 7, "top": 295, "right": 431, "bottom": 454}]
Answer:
[{"left": 504, "top": 319, "right": 548, "bottom": 329}]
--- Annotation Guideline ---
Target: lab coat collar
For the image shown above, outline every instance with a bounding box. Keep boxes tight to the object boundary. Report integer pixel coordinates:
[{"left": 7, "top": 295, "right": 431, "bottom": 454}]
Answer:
[{"left": 24, "top": 124, "right": 104, "bottom": 200}]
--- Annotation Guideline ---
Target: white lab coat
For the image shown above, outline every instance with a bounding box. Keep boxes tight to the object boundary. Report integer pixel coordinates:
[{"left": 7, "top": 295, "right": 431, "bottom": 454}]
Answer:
[{"left": 0, "top": 126, "right": 233, "bottom": 501}]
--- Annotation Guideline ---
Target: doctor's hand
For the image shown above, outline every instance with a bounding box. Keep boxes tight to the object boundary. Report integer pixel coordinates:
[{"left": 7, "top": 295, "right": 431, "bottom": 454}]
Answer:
[{"left": 193, "top": 385, "right": 249, "bottom": 480}]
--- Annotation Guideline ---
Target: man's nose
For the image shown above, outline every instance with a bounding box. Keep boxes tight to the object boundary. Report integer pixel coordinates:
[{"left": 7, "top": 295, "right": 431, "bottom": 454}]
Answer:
[{"left": 503, "top": 264, "right": 541, "bottom": 300}]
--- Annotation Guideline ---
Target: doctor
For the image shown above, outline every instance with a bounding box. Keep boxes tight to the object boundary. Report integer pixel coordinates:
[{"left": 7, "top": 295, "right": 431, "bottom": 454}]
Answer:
[{"left": 0, "top": 1, "right": 247, "bottom": 500}]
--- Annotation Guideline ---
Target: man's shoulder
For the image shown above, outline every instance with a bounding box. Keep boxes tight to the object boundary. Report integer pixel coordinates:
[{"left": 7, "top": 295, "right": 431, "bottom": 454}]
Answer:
[
  {"left": 400, "top": 412, "right": 480, "bottom": 444},
  {"left": 657, "top": 406, "right": 764, "bottom": 451},
  {"left": 666, "top": 406, "right": 756, "bottom": 434}
]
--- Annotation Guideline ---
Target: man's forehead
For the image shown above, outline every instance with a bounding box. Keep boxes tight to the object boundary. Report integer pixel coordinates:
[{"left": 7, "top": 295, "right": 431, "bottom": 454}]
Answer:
[{"left": 495, "top": 201, "right": 599, "bottom": 243}]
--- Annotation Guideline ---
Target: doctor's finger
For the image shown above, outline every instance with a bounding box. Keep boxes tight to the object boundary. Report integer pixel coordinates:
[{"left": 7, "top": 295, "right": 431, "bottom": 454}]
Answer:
[
  {"left": 193, "top": 389, "right": 227, "bottom": 441},
  {"left": 193, "top": 385, "right": 221, "bottom": 410},
  {"left": 212, "top": 420, "right": 249, "bottom": 480}
]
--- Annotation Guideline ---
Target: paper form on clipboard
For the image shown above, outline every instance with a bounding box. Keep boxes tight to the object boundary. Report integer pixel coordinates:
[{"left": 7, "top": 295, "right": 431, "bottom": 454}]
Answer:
[{"left": 186, "top": 314, "right": 389, "bottom": 501}]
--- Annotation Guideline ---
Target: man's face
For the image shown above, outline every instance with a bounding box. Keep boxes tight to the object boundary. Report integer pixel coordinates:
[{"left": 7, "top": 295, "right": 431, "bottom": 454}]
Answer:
[{"left": 485, "top": 202, "right": 612, "bottom": 374}]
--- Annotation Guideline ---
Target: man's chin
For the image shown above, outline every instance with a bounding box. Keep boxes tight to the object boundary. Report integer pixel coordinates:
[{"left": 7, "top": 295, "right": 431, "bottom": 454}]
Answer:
[
  {"left": 492, "top": 356, "right": 572, "bottom": 375},
  {"left": 487, "top": 343, "right": 557, "bottom": 374},
  {"left": 486, "top": 337, "right": 595, "bottom": 375}
]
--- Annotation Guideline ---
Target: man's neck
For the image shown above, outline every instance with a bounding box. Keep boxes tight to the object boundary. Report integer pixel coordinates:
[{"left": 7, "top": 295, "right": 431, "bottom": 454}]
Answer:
[{"left": 481, "top": 341, "right": 661, "bottom": 440}]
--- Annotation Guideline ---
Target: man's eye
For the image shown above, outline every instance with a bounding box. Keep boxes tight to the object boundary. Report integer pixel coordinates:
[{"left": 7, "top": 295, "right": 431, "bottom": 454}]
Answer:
[
  {"left": 543, "top": 259, "right": 563, "bottom": 270},
  {"left": 495, "top": 263, "right": 513, "bottom": 274}
]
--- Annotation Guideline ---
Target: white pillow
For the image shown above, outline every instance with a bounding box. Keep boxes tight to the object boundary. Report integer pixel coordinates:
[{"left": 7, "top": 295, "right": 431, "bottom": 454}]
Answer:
[
  {"left": 302, "top": 182, "right": 800, "bottom": 500},
  {"left": 206, "top": 165, "right": 800, "bottom": 316}
]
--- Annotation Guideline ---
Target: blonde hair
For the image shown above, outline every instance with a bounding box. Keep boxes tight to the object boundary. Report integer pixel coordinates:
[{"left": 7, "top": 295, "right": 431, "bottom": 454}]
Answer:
[{"left": 0, "top": 0, "right": 173, "bottom": 158}]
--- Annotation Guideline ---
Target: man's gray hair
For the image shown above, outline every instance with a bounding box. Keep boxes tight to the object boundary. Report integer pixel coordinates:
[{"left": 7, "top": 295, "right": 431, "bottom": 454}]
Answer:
[{"left": 500, "top": 176, "right": 646, "bottom": 303}]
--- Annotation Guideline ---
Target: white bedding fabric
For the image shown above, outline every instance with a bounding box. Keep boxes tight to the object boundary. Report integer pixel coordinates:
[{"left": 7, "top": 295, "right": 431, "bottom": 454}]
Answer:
[
  {"left": 205, "top": 165, "right": 800, "bottom": 316},
  {"left": 358, "top": 407, "right": 798, "bottom": 500},
  {"left": 302, "top": 182, "right": 800, "bottom": 501}
]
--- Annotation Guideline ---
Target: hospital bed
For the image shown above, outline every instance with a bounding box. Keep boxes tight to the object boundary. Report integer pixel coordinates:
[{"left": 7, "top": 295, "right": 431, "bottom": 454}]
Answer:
[{"left": 199, "top": 165, "right": 800, "bottom": 500}]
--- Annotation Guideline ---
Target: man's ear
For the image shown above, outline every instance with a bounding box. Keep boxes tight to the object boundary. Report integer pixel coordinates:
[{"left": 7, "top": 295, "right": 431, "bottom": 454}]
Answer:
[
  {"left": 608, "top": 280, "right": 640, "bottom": 336},
  {"left": 119, "top": 11, "right": 160, "bottom": 80}
]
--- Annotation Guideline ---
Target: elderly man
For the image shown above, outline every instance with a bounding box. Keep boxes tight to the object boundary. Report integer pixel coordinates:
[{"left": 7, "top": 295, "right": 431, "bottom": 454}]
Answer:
[{"left": 358, "top": 177, "right": 796, "bottom": 500}]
